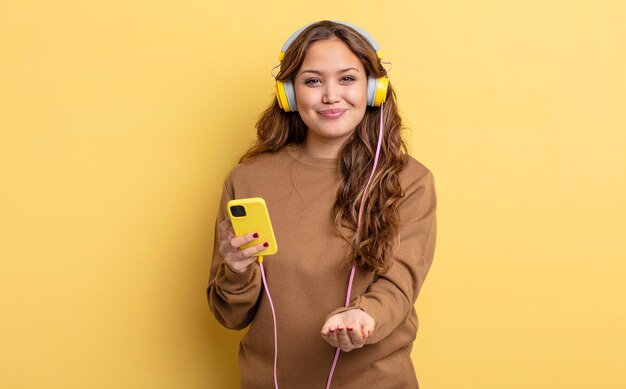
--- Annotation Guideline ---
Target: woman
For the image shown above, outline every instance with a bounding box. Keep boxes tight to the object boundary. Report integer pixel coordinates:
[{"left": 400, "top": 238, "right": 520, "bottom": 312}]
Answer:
[{"left": 207, "top": 20, "right": 436, "bottom": 388}]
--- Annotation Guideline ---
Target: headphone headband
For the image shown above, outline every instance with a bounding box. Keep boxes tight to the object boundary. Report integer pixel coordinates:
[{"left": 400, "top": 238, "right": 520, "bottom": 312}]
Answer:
[{"left": 279, "top": 20, "right": 382, "bottom": 61}]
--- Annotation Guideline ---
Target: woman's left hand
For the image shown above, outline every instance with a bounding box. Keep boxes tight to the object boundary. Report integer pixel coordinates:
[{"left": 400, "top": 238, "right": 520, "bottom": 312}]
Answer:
[{"left": 321, "top": 309, "right": 375, "bottom": 352}]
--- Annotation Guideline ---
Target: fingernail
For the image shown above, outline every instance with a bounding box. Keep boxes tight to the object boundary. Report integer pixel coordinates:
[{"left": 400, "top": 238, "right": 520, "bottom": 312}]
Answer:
[
  {"left": 347, "top": 327, "right": 353, "bottom": 331},
  {"left": 329, "top": 328, "right": 335, "bottom": 333},
  {"left": 263, "top": 242, "right": 269, "bottom": 248},
  {"left": 338, "top": 327, "right": 344, "bottom": 331},
  {"left": 252, "top": 232, "right": 259, "bottom": 238}
]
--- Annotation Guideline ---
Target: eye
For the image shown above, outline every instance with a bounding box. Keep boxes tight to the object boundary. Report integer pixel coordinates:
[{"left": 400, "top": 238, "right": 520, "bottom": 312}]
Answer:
[
  {"left": 304, "top": 78, "right": 321, "bottom": 85},
  {"left": 340, "top": 76, "right": 356, "bottom": 83}
]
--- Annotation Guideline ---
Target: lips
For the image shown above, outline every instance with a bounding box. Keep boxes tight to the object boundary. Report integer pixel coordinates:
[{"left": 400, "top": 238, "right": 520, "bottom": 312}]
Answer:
[{"left": 317, "top": 109, "right": 347, "bottom": 119}]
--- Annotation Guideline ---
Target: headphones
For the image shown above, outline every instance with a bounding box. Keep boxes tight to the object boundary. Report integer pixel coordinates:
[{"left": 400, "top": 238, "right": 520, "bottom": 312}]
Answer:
[{"left": 275, "top": 21, "right": 389, "bottom": 112}]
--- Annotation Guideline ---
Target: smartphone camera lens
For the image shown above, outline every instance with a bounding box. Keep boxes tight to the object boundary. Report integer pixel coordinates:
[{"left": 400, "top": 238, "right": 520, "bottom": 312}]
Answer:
[{"left": 230, "top": 205, "right": 246, "bottom": 217}]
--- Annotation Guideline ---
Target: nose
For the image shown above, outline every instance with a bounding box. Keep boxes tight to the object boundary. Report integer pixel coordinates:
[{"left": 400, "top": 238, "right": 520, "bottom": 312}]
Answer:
[{"left": 322, "top": 82, "right": 340, "bottom": 104}]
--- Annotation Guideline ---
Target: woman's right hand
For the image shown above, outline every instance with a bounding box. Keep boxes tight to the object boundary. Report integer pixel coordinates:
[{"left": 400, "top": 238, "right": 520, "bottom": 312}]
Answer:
[{"left": 218, "top": 218, "right": 268, "bottom": 274}]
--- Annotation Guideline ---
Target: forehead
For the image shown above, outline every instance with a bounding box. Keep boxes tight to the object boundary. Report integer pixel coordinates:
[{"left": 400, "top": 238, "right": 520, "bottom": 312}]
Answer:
[{"left": 300, "top": 38, "right": 364, "bottom": 70}]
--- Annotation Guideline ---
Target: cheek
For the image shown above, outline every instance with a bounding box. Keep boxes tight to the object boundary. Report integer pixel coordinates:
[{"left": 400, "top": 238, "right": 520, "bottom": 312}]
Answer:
[
  {"left": 345, "top": 85, "right": 368, "bottom": 106},
  {"left": 294, "top": 86, "right": 319, "bottom": 109}
]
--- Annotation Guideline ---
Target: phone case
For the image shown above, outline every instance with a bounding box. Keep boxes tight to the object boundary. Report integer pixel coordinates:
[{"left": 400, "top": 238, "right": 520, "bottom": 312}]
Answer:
[{"left": 227, "top": 197, "right": 278, "bottom": 256}]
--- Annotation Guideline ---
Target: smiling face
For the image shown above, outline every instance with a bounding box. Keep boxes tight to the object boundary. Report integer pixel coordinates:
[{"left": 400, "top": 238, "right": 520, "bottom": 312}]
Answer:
[{"left": 293, "top": 38, "right": 368, "bottom": 158}]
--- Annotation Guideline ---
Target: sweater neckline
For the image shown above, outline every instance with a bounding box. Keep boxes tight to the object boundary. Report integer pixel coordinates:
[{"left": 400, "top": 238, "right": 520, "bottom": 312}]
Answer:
[{"left": 285, "top": 144, "right": 338, "bottom": 169}]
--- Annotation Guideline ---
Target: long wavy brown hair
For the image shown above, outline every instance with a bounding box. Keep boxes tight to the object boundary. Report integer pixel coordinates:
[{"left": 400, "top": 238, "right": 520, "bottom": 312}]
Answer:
[{"left": 240, "top": 21, "right": 407, "bottom": 274}]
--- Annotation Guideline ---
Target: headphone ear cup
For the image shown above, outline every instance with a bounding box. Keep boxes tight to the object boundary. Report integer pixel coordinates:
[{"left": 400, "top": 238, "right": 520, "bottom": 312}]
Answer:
[
  {"left": 373, "top": 76, "right": 389, "bottom": 107},
  {"left": 275, "top": 79, "right": 298, "bottom": 112},
  {"left": 366, "top": 76, "right": 389, "bottom": 107}
]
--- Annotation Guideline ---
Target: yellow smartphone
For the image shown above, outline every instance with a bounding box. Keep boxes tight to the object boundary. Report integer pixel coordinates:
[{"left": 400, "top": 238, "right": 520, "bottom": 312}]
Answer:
[{"left": 227, "top": 197, "right": 278, "bottom": 256}]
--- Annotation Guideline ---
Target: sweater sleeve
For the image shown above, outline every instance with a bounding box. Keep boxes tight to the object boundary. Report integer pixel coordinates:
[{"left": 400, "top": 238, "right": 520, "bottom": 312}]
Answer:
[
  {"left": 206, "top": 182, "right": 263, "bottom": 330},
  {"left": 329, "top": 167, "right": 437, "bottom": 344}
]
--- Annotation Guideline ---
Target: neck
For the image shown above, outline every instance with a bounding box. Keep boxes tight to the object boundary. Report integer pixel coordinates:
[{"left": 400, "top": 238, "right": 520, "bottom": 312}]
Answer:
[{"left": 304, "top": 133, "right": 349, "bottom": 159}]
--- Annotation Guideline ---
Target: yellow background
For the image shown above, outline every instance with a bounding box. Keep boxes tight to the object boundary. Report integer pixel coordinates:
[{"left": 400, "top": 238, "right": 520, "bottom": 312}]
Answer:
[{"left": 1, "top": 1, "right": 625, "bottom": 388}]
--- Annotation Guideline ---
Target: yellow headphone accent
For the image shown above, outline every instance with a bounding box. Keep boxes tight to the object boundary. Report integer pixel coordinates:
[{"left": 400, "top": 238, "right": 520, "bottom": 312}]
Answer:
[{"left": 275, "top": 80, "right": 289, "bottom": 111}]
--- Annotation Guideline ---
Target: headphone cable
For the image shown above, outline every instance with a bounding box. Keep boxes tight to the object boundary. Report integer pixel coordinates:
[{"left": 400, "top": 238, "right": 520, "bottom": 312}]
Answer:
[
  {"left": 325, "top": 102, "right": 385, "bottom": 389},
  {"left": 258, "top": 256, "right": 279, "bottom": 389}
]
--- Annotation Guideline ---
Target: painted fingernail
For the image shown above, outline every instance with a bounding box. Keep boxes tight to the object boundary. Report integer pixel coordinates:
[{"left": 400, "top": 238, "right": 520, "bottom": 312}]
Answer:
[
  {"left": 263, "top": 242, "right": 269, "bottom": 248},
  {"left": 347, "top": 327, "right": 353, "bottom": 331},
  {"left": 252, "top": 232, "right": 259, "bottom": 238}
]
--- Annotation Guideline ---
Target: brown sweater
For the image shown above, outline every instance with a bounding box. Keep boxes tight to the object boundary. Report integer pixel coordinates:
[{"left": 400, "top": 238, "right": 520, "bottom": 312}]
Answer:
[{"left": 207, "top": 144, "right": 437, "bottom": 389}]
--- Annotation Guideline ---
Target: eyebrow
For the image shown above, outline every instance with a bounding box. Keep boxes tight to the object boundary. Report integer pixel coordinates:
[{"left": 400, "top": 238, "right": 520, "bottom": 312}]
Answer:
[{"left": 299, "top": 67, "right": 360, "bottom": 76}]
